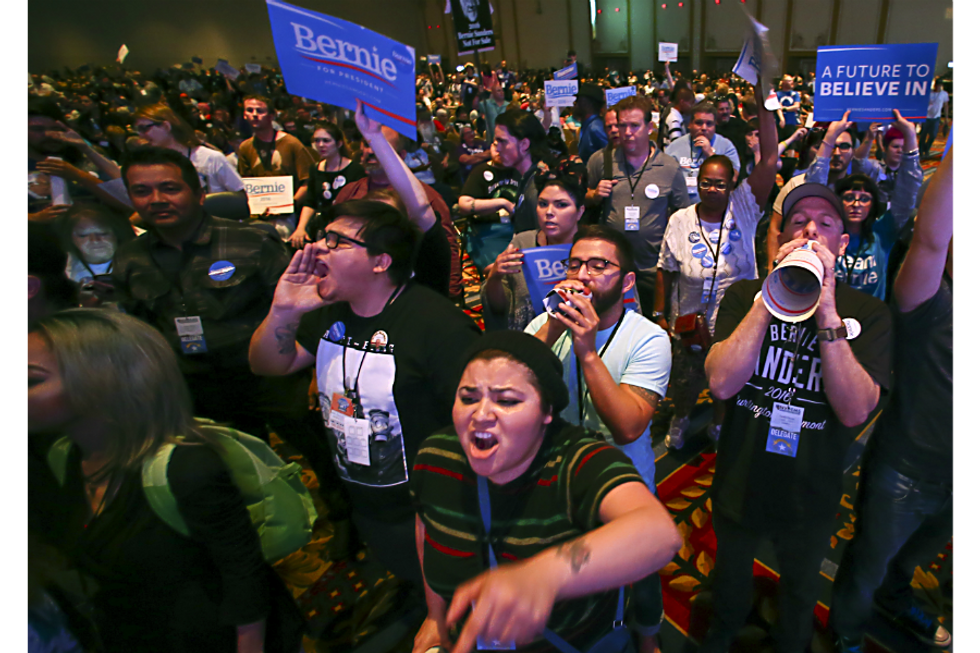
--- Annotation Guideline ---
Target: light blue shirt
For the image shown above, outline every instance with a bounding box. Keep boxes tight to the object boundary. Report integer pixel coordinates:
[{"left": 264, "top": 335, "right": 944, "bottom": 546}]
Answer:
[
  {"left": 665, "top": 133, "right": 741, "bottom": 201},
  {"left": 526, "top": 309, "right": 671, "bottom": 491}
]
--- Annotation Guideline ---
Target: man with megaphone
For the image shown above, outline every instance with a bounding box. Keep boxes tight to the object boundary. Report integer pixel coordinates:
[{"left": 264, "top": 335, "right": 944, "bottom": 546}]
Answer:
[{"left": 698, "top": 182, "right": 893, "bottom": 653}]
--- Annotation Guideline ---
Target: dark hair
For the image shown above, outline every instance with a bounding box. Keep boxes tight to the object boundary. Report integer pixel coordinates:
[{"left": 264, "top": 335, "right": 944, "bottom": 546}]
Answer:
[
  {"left": 798, "top": 127, "right": 827, "bottom": 171},
  {"left": 835, "top": 174, "right": 882, "bottom": 242},
  {"left": 468, "top": 349, "right": 554, "bottom": 414},
  {"left": 669, "top": 84, "right": 694, "bottom": 103},
  {"left": 28, "top": 96, "right": 63, "bottom": 122},
  {"left": 326, "top": 199, "right": 419, "bottom": 286},
  {"left": 311, "top": 121, "right": 349, "bottom": 158},
  {"left": 534, "top": 161, "right": 587, "bottom": 207},
  {"left": 745, "top": 117, "right": 760, "bottom": 133},
  {"left": 691, "top": 100, "right": 719, "bottom": 121},
  {"left": 121, "top": 146, "right": 202, "bottom": 193},
  {"left": 740, "top": 99, "right": 758, "bottom": 119},
  {"left": 698, "top": 154, "right": 736, "bottom": 184},
  {"left": 572, "top": 224, "right": 637, "bottom": 276},
  {"left": 613, "top": 94, "right": 653, "bottom": 123},
  {"left": 243, "top": 94, "right": 272, "bottom": 111},
  {"left": 494, "top": 109, "right": 550, "bottom": 165},
  {"left": 28, "top": 222, "right": 75, "bottom": 308}
]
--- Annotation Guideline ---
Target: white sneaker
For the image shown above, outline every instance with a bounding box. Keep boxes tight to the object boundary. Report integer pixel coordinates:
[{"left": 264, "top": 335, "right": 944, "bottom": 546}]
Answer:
[
  {"left": 665, "top": 416, "right": 689, "bottom": 449},
  {"left": 707, "top": 424, "right": 722, "bottom": 443}
]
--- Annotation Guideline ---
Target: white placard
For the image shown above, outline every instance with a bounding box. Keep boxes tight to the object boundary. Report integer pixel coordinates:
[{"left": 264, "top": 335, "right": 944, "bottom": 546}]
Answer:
[
  {"left": 658, "top": 42, "right": 678, "bottom": 62},
  {"left": 544, "top": 80, "right": 579, "bottom": 108},
  {"left": 244, "top": 63, "right": 262, "bottom": 74},
  {"left": 117, "top": 44, "right": 130, "bottom": 64},
  {"left": 243, "top": 176, "right": 294, "bottom": 215},
  {"left": 732, "top": 8, "right": 777, "bottom": 87}
]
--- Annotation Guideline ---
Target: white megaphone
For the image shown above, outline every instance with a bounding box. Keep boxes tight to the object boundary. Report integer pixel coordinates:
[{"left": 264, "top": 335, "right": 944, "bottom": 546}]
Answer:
[{"left": 761, "top": 241, "right": 824, "bottom": 322}]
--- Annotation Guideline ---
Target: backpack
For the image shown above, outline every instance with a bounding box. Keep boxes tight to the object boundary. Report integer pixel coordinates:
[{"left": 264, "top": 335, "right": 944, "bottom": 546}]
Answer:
[{"left": 47, "top": 418, "right": 318, "bottom": 563}]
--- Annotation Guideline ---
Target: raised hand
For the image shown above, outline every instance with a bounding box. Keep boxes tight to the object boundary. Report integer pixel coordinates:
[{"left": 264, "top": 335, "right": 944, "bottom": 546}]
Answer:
[
  {"left": 354, "top": 98, "right": 383, "bottom": 140},
  {"left": 271, "top": 243, "right": 330, "bottom": 314},
  {"left": 489, "top": 243, "right": 524, "bottom": 277}
]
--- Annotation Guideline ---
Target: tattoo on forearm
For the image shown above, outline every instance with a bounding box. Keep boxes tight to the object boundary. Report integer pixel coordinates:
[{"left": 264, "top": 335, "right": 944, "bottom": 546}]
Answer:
[
  {"left": 556, "top": 539, "right": 592, "bottom": 574},
  {"left": 274, "top": 323, "right": 299, "bottom": 355},
  {"left": 626, "top": 384, "right": 662, "bottom": 410}
]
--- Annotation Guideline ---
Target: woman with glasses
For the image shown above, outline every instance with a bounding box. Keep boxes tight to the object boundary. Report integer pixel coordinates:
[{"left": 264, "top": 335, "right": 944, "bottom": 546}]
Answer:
[
  {"left": 481, "top": 166, "right": 585, "bottom": 332},
  {"left": 132, "top": 104, "right": 245, "bottom": 195},
  {"left": 654, "top": 81, "right": 779, "bottom": 450},
  {"left": 289, "top": 122, "right": 366, "bottom": 249}
]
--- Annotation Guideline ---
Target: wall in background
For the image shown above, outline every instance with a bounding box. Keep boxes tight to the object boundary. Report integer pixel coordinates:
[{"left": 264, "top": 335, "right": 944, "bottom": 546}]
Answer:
[{"left": 28, "top": 0, "right": 952, "bottom": 76}]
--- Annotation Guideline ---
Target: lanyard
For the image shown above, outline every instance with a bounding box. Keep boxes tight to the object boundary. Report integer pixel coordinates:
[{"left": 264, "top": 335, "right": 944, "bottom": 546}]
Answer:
[
  {"left": 340, "top": 283, "right": 404, "bottom": 400},
  {"left": 575, "top": 310, "right": 626, "bottom": 425},
  {"left": 696, "top": 209, "right": 726, "bottom": 307},
  {"left": 624, "top": 146, "right": 654, "bottom": 201}
]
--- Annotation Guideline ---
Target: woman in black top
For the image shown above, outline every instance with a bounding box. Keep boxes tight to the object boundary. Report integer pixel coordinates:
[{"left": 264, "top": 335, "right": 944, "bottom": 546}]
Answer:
[
  {"left": 28, "top": 310, "right": 304, "bottom": 653},
  {"left": 290, "top": 121, "right": 366, "bottom": 248}
]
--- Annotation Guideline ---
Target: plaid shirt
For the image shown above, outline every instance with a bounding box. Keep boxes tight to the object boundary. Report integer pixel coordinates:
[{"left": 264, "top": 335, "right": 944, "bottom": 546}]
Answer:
[{"left": 112, "top": 214, "right": 291, "bottom": 373}]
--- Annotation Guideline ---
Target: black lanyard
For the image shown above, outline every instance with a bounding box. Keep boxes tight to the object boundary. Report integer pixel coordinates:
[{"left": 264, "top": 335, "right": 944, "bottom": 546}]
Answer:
[
  {"left": 340, "top": 283, "right": 404, "bottom": 401},
  {"left": 624, "top": 146, "right": 654, "bottom": 201},
  {"left": 696, "top": 209, "right": 726, "bottom": 307},
  {"left": 575, "top": 310, "right": 626, "bottom": 425}
]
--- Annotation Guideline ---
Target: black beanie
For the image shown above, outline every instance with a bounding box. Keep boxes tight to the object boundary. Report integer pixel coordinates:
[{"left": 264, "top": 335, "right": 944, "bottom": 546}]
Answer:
[{"left": 457, "top": 331, "right": 569, "bottom": 413}]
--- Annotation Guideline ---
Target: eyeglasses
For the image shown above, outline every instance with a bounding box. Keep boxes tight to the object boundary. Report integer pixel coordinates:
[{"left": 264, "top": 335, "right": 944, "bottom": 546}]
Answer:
[
  {"left": 841, "top": 193, "right": 873, "bottom": 205},
  {"left": 563, "top": 257, "right": 621, "bottom": 275},
  {"left": 135, "top": 121, "right": 161, "bottom": 133},
  {"left": 323, "top": 230, "right": 369, "bottom": 250},
  {"left": 832, "top": 142, "right": 853, "bottom": 151},
  {"left": 698, "top": 179, "right": 729, "bottom": 191}
]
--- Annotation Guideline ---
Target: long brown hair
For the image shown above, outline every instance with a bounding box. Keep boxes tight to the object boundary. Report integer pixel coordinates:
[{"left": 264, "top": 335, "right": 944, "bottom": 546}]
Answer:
[
  {"left": 134, "top": 103, "right": 201, "bottom": 149},
  {"left": 30, "top": 309, "right": 220, "bottom": 482}
]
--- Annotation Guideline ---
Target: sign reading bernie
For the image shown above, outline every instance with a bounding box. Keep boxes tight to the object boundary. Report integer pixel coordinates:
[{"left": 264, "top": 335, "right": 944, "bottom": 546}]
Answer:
[
  {"left": 265, "top": 0, "right": 417, "bottom": 138},
  {"left": 813, "top": 43, "right": 938, "bottom": 121}
]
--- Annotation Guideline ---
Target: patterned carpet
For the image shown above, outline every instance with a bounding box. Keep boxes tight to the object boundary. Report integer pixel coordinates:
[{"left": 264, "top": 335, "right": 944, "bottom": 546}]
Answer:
[{"left": 269, "top": 136, "right": 951, "bottom": 653}]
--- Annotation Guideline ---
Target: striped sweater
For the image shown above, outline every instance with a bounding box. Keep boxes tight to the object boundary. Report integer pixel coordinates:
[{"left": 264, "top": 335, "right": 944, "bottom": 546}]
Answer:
[{"left": 410, "top": 420, "right": 645, "bottom": 651}]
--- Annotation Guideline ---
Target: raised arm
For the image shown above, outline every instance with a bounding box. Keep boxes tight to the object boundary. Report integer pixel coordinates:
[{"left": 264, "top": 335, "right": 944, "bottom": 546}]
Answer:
[
  {"left": 893, "top": 147, "right": 952, "bottom": 313},
  {"left": 249, "top": 244, "right": 321, "bottom": 376},
  {"left": 747, "top": 82, "right": 780, "bottom": 207},
  {"left": 887, "top": 110, "right": 924, "bottom": 230},
  {"left": 355, "top": 99, "right": 437, "bottom": 232}
]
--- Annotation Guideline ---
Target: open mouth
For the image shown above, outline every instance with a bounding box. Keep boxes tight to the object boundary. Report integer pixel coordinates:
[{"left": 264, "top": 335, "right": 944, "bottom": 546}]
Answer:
[{"left": 471, "top": 431, "right": 499, "bottom": 455}]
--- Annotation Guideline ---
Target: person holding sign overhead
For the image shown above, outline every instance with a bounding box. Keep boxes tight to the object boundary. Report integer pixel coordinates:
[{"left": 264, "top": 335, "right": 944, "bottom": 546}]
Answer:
[{"left": 655, "top": 81, "right": 780, "bottom": 451}]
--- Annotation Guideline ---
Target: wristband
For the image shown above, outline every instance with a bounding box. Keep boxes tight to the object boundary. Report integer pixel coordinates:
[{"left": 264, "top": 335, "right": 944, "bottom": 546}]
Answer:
[{"left": 904, "top": 148, "right": 920, "bottom": 157}]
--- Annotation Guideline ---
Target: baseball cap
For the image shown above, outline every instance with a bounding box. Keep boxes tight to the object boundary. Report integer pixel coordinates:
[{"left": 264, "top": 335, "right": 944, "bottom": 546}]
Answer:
[{"left": 782, "top": 182, "right": 847, "bottom": 226}]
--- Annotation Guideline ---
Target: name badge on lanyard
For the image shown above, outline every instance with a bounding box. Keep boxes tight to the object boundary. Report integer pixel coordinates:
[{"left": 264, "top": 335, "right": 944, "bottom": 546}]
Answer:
[
  {"left": 766, "top": 401, "right": 804, "bottom": 457},
  {"left": 329, "top": 392, "right": 371, "bottom": 466},
  {"left": 624, "top": 205, "right": 640, "bottom": 231},
  {"left": 175, "top": 316, "right": 207, "bottom": 354}
]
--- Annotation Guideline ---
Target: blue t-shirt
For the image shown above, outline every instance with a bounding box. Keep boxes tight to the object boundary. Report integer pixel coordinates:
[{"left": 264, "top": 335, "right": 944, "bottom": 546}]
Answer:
[
  {"left": 834, "top": 212, "right": 900, "bottom": 301},
  {"left": 526, "top": 309, "right": 671, "bottom": 491},
  {"left": 777, "top": 90, "right": 801, "bottom": 125},
  {"left": 577, "top": 114, "right": 609, "bottom": 166}
]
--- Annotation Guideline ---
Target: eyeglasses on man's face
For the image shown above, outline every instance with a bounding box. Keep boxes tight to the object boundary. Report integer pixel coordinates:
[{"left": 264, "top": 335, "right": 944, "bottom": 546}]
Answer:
[
  {"left": 563, "top": 257, "right": 621, "bottom": 276},
  {"left": 323, "top": 230, "right": 369, "bottom": 250}
]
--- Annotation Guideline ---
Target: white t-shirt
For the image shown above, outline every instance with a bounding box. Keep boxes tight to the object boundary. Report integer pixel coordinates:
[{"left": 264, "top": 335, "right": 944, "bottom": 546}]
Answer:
[
  {"left": 525, "top": 309, "right": 671, "bottom": 491},
  {"left": 190, "top": 146, "right": 245, "bottom": 194},
  {"left": 657, "top": 181, "right": 763, "bottom": 332},
  {"left": 927, "top": 89, "right": 949, "bottom": 119}
]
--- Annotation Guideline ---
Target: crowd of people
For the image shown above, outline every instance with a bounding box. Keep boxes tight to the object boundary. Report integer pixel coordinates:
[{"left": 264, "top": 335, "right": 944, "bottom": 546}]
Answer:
[{"left": 27, "top": 52, "right": 952, "bottom": 653}]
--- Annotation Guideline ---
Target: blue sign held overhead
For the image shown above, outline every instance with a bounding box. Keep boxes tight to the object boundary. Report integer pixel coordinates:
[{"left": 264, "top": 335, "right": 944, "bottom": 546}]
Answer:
[
  {"left": 814, "top": 43, "right": 938, "bottom": 122},
  {"left": 554, "top": 62, "right": 577, "bottom": 80},
  {"left": 265, "top": 0, "right": 418, "bottom": 139},
  {"left": 605, "top": 85, "right": 637, "bottom": 108}
]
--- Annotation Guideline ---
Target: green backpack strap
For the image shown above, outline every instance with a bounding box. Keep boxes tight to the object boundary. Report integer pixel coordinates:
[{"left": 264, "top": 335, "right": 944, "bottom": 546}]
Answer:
[
  {"left": 141, "top": 441, "right": 193, "bottom": 538},
  {"left": 46, "top": 436, "right": 75, "bottom": 486}
]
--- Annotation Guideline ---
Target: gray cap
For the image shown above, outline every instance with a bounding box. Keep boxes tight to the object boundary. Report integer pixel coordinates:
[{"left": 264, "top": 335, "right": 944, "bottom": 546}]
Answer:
[{"left": 782, "top": 182, "right": 847, "bottom": 226}]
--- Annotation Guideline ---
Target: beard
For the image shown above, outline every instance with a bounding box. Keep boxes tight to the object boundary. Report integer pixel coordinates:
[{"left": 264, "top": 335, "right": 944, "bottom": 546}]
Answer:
[{"left": 592, "top": 280, "right": 624, "bottom": 317}]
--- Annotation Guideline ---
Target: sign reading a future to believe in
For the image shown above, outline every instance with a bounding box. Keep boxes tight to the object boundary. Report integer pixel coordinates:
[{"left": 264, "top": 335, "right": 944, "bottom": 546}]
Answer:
[
  {"left": 450, "top": 0, "right": 495, "bottom": 55},
  {"left": 813, "top": 43, "right": 938, "bottom": 121},
  {"left": 265, "top": 0, "right": 418, "bottom": 139}
]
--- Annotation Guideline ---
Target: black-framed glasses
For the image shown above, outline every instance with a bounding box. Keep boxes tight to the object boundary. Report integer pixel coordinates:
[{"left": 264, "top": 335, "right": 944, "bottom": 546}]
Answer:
[
  {"left": 699, "top": 178, "right": 729, "bottom": 191},
  {"left": 563, "top": 257, "right": 621, "bottom": 275},
  {"left": 841, "top": 193, "right": 873, "bottom": 205},
  {"left": 135, "top": 121, "right": 162, "bottom": 134},
  {"left": 324, "top": 230, "right": 369, "bottom": 250}
]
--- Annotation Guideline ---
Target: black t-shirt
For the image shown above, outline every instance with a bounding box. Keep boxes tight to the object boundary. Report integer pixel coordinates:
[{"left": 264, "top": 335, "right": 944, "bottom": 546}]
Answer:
[
  {"left": 460, "top": 162, "right": 522, "bottom": 224},
  {"left": 302, "top": 160, "right": 367, "bottom": 239},
  {"left": 296, "top": 283, "right": 481, "bottom": 521},
  {"left": 711, "top": 279, "right": 892, "bottom": 528},
  {"left": 876, "top": 276, "right": 952, "bottom": 483}
]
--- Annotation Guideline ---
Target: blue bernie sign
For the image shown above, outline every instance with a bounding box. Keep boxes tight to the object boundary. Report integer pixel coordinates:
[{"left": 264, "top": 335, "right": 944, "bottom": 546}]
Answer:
[{"left": 265, "top": 0, "right": 417, "bottom": 139}]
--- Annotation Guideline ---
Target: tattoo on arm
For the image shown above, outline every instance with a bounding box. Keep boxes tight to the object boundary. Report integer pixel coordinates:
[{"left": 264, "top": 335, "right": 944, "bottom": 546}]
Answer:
[
  {"left": 556, "top": 538, "right": 592, "bottom": 574},
  {"left": 274, "top": 323, "right": 299, "bottom": 356},
  {"left": 625, "top": 384, "right": 662, "bottom": 411}
]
